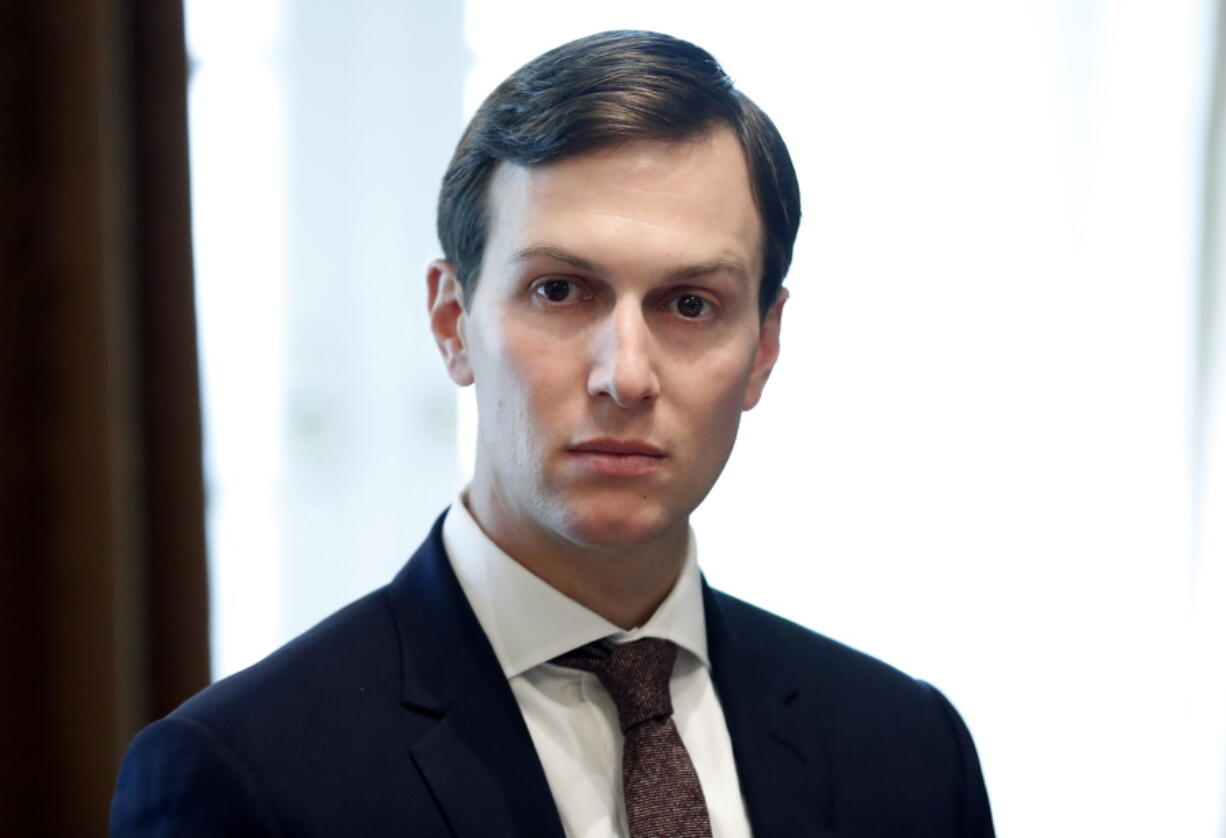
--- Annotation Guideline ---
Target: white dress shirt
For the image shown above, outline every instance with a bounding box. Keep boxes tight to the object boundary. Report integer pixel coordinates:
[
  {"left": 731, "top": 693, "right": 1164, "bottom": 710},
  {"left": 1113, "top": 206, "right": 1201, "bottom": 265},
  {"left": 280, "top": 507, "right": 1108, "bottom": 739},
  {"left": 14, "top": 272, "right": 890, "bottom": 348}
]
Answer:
[{"left": 442, "top": 496, "right": 754, "bottom": 838}]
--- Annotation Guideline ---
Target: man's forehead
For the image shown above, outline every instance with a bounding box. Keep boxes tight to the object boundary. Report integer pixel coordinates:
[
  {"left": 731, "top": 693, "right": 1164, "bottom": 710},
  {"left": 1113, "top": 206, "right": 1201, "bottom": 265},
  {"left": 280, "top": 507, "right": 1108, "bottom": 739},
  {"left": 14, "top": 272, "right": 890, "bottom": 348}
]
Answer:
[{"left": 481, "top": 130, "right": 764, "bottom": 279}]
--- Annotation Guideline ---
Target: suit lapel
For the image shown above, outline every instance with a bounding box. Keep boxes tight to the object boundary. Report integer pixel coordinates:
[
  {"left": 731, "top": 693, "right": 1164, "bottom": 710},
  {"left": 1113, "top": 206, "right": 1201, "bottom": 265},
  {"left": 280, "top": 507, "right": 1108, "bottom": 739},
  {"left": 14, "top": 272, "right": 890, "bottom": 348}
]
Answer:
[
  {"left": 407, "top": 680, "right": 563, "bottom": 838},
  {"left": 386, "top": 515, "right": 835, "bottom": 837},
  {"left": 387, "top": 513, "right": 566, "bottom": 838},
  {"left": 704, "top": 583, "right": 836, "bottom": 838}
]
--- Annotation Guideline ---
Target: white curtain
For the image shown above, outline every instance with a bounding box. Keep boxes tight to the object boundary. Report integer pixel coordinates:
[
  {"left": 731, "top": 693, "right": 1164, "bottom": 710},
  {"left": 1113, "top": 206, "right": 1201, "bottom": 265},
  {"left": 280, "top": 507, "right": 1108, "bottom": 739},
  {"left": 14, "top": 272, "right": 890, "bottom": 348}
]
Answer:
[
  {"left": 187, "top": 0, "right": 467, "bottom": 677},
  {"left": 1194, "top": 1, "right": 1226, "bottom": 832}
]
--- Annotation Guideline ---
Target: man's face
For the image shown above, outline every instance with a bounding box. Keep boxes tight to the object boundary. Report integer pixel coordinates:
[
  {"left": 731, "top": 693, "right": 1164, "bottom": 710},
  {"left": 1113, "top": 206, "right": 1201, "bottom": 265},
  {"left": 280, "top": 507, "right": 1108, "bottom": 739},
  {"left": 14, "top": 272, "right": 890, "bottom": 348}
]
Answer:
[{"left": 429, "top": 127, "right": 785, "bottom": 555}]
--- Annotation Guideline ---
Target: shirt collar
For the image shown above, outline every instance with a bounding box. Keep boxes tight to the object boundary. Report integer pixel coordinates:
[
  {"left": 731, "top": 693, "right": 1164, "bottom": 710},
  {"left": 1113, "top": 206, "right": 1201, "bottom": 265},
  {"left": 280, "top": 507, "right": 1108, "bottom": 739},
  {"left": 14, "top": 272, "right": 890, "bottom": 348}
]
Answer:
[{"left": 442, "top": 493, "right": 710, "bottom": 679}]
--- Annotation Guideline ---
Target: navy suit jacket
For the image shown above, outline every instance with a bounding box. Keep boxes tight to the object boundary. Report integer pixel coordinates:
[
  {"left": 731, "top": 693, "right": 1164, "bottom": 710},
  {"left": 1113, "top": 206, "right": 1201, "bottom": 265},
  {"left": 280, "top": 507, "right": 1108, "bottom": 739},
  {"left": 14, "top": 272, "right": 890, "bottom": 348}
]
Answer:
[{"left": 112, "top": 513, "right": 995, "bottom": 837}]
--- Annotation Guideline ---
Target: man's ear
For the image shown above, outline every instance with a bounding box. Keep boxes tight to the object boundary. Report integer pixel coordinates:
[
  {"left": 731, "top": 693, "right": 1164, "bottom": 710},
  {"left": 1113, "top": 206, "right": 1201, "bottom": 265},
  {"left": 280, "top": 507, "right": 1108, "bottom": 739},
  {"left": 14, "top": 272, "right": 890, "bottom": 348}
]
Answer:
[
  {"left": 743, "top": 287, "right": 788, "bottom": 411},
  {"left": 426, "top": 258, "right": 474, "bottom": 386}
]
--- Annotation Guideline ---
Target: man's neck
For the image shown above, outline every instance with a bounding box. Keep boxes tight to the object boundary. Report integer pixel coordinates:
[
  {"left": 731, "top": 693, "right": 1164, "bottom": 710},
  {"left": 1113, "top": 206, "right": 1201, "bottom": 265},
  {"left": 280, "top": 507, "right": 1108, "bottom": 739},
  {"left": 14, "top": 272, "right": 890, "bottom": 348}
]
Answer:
[{"left": 462, "top": 492, "right": 689, "bottom": 630}]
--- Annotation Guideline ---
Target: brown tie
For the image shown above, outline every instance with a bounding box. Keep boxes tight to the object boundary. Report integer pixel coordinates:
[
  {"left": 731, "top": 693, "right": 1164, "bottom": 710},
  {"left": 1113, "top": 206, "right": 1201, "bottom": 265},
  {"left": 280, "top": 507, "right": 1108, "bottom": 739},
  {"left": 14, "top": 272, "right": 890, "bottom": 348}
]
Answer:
[{"left": 552, "top": 638, "right": 713, "bottom": 838}]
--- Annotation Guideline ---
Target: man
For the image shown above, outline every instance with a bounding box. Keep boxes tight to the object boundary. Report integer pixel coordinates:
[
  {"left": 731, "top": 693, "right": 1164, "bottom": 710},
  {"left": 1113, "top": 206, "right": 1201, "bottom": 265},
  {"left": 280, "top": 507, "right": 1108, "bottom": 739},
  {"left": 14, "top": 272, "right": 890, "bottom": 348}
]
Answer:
[{"left": 112, "top": 30, "right": 994, "bottom": 837}]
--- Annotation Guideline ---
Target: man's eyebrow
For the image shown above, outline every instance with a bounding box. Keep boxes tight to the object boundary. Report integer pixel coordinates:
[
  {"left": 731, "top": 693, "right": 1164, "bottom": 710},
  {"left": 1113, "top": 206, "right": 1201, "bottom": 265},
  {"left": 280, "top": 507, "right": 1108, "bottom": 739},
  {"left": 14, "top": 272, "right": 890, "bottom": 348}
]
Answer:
[
  {"left": 512, "top": 246, "right": 749, "bottom": 284},
  {"left": 670, "top": 259, "right": 750, "bottom": 284},
  {"left": 511, "top": 246, "right": 600, "bottom": 273}
]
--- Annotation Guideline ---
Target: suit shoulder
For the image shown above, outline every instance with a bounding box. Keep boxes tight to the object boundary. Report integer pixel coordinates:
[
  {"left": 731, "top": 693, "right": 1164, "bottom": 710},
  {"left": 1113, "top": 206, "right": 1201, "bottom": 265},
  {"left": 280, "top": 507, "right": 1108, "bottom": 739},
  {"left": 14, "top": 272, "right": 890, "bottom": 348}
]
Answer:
[
  {"left": 172, "top": 585, "right": 400, "bottom": 732},
  {"left": 709, "top": 588, "right": 935, "bottom": 705},
  {"left": 114, "top": 582, "right": 455, "bottom": 835},
  {"left": 112, "top": 716, "right": 285, "bottom": 836},
  {"left": 709, "top": 588, "right": 995, "bottom": 835}
]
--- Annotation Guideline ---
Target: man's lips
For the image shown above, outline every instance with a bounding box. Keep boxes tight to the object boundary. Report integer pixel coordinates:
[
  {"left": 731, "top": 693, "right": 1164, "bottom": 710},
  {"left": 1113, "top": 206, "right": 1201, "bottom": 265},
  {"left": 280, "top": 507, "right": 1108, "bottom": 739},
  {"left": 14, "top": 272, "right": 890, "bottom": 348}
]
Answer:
[
  {"left": 567, "top": 439, "right": 666, "bottom": 476},
  {"left": 568, "top": 439, "right": 665, "bottom": 457}
]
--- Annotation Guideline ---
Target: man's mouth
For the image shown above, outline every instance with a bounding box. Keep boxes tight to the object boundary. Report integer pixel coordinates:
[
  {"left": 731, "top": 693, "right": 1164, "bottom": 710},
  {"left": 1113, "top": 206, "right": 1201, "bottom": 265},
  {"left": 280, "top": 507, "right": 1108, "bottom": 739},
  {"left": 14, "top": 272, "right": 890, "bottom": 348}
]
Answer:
[{"left": 567, "top": 439, "right": 666, "bottom": 476}]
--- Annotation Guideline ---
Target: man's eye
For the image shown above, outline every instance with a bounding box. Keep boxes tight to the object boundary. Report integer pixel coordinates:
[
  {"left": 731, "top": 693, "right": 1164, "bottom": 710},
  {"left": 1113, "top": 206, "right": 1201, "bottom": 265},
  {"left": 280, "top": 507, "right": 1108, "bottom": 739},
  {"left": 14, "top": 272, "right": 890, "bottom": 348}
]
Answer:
[
  {"left": 674, "top": 294, "right": 711, "bottom": 319},
  {"left": 535, "top": 279, "right": 577, "bottom": 303}
]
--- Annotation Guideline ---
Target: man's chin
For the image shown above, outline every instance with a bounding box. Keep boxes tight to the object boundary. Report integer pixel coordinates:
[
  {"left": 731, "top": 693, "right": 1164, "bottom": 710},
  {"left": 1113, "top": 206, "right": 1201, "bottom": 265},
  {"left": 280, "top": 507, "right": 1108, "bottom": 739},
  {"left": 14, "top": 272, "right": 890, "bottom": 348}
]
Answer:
[{"left": 556, "top": 502, "right": 685, "bottom": 553}]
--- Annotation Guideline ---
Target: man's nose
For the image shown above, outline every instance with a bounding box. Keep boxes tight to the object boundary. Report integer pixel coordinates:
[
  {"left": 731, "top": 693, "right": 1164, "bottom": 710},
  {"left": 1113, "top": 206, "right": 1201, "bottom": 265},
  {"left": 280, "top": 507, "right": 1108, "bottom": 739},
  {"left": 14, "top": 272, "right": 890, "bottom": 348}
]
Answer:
[{"left": 586, "top": 303, "right": 661, "bottom": 407}]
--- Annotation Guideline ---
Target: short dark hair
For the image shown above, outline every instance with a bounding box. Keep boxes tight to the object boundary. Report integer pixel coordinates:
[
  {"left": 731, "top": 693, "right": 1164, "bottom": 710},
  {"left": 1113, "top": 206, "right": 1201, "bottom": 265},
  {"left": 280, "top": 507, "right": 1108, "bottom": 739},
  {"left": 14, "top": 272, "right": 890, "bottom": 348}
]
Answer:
[{"left": 436, "top": 30, "right": 801, "bottom": 318}]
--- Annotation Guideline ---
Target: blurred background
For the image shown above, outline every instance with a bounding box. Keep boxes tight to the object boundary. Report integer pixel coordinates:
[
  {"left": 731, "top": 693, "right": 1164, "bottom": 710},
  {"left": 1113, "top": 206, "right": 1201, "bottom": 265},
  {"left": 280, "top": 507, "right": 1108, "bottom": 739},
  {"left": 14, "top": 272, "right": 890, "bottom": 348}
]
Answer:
[{"left": 3, "top": 0, "right": 1225, "bottom": 834}]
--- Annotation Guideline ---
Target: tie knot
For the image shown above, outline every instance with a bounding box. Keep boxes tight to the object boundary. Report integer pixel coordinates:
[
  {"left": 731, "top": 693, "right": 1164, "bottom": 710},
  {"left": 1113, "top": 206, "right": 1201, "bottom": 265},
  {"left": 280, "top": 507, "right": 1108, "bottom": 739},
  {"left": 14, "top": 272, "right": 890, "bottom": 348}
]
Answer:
[{"left": 552, "top": 638, "right": 678, "bottom": 732}]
